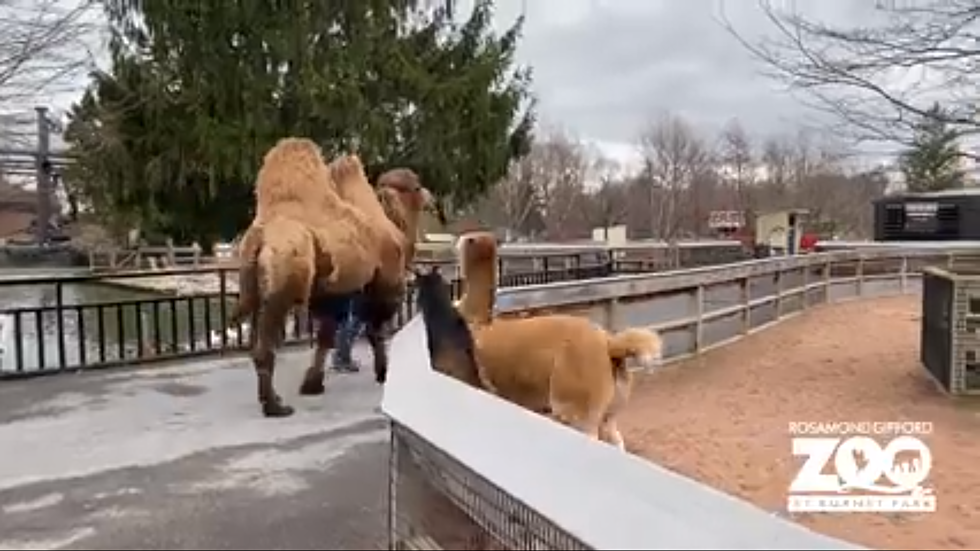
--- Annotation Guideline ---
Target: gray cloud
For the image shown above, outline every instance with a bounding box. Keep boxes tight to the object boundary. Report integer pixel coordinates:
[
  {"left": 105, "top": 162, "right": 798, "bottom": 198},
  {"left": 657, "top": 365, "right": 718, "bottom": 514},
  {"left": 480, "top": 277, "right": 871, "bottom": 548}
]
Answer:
[
  {"left": 24, "top": 0, "right": 879, "bottom": 162},
  {"left": 484, "top": 0, "right": 874, "bottom": 158}
]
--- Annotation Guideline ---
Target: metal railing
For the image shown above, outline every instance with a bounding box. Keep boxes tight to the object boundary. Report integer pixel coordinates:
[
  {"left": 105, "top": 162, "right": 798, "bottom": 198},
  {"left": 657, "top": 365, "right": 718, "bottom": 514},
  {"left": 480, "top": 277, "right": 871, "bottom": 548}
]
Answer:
[
  {"left": 0, "top": 253, "right": 637, "bottom": 377},
  {"left": 86, "top": 244, "right": 208, "bottom": 272},
  {"left": 0, "top": 241, "right": 751, "bottom": 377},
  {"left": 383, "top": 247, "right": 966, "bottom": 550}
]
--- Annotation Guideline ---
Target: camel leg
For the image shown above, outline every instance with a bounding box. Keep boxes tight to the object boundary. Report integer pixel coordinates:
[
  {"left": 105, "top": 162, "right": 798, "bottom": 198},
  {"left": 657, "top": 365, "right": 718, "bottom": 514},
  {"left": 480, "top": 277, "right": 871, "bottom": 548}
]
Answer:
[
  {"left": 359, "top": 290, "right": 398, "bottom": 385},
  {"left": 252, "top": 298, "right": 294, "bottom": 418},
  {"left": 365, "top": 322, "right": 388, "bottom": 384},
  {"left": 299, "top": 316, "right": 337, "bottom": 396}
]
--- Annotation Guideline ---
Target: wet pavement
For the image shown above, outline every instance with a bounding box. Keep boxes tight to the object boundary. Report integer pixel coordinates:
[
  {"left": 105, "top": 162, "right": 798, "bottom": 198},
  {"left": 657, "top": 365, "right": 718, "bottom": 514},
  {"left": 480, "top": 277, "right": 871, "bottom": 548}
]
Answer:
[{"left": 0, "top": 346, "right": 388, "bottom": 550}]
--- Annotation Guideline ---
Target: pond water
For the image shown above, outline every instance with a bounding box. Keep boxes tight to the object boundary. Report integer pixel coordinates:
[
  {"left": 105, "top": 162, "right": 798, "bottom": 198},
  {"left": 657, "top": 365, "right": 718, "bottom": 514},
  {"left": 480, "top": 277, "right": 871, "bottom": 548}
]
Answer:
[{"left": 0, "top": 267, "right": 243, "bottom": 373}]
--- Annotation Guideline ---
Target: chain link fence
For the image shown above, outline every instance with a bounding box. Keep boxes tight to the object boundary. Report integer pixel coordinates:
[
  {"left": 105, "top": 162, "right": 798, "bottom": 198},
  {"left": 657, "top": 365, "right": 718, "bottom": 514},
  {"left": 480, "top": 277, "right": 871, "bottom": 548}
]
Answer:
[{"left": 388, "top": 423, "right": 591, "bottom": 550}]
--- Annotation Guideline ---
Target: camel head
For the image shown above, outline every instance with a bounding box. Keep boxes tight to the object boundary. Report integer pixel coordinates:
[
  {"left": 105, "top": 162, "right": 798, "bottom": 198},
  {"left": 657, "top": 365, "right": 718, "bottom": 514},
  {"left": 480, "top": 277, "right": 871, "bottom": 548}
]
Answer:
[{"left": 377, "top": 168, "right": 447, "bottom": 226}]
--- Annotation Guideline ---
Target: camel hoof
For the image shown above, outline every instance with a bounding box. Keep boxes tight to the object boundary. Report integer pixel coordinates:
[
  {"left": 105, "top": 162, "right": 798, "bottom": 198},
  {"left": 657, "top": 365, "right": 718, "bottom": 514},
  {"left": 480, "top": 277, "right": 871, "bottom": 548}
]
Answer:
[
  {"left": 262, "top": 402, "right": 295, "bottom": 418},
  {"left": 299, "top": 377, "right": 325, "bottom": 396}
]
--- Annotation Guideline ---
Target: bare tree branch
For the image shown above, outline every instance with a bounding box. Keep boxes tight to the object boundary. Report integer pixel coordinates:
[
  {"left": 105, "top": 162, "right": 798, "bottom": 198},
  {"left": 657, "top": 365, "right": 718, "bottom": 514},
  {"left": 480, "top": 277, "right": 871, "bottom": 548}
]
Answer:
[
  {"left": 717, "top": 119, "right": 757, "bottom": 213},
  {"left": 473, "top": 129, "right": 601, "bottom": 240},
  {"left": 473, "top": 158, "right": 544, "bottom": 238},
  {"left": 0, "top": 0, "right": 99, "bottom": 105},
  {"left": 584, "top": 156, "right": 630, "bottom": 237},
  {"left": 719, "top": 0, "right": 980, "bottom": 160},
  {"left": 520, "top": 129, "right": 590, "bottom": 239},
  {"left": 636, "top": 113, "right": 712, "bottom": 240}
]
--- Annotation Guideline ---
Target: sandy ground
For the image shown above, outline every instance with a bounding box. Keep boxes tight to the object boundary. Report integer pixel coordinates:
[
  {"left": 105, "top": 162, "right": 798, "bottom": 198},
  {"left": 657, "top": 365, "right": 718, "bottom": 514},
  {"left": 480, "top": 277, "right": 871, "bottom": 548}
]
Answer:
[{"left": 621, "top": 295, "right": 980, "bottom": 551}]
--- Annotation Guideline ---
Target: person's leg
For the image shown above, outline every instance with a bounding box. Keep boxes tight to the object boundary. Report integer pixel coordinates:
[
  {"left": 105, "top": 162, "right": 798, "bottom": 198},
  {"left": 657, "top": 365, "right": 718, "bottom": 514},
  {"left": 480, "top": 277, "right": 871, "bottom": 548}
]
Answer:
[{"left": 332, "top": 297, "right": 362, "bottom": 372}]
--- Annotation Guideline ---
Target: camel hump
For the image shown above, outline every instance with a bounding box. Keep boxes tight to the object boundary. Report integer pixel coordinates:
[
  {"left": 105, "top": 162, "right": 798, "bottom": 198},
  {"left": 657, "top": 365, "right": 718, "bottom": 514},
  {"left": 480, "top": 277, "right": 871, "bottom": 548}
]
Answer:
[
  {"left": 329, "top": 154, "right": 366, "bottom": 185},
  {"left": 256, "top": 137, "right": 334, "bottom": 208},
  {"left": 264, "top": 137, "right": 323, "bottom": 164}
]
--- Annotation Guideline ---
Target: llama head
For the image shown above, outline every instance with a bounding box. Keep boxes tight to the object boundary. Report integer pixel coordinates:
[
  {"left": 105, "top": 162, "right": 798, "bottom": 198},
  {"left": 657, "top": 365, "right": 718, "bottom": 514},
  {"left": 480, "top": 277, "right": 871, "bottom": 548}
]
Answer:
[
  {"left": 619, "top": 328, "right": 664, "bottom": 369},
  {"left": 456, "top": 231, "right": 497, "bottom": 265},
  {"left": 455, "top": 230, "right": 498, "bottom": 283},
  {"left": 414, "top": 265, "right": 452, "bottom": 312}
]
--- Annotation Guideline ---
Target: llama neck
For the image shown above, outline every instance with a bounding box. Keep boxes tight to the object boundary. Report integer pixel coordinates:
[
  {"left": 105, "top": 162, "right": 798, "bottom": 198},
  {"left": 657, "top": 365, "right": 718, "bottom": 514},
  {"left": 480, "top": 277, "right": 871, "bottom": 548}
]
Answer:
[{"left": 459, "top": 261, "right": 496, "bottom": 325}]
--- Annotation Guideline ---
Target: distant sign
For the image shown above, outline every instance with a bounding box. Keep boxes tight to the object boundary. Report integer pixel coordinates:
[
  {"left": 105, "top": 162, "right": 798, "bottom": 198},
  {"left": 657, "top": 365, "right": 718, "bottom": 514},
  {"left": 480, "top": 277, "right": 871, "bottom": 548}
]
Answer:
[
  {"left": 904, "top": 202, "right": 940, "bottom": 233},
  {"left": 905, "top": 202, "right": 938, "bottom": 216},
  {"left": 708, "top": 210, "right": 745, "bottom": 229}
]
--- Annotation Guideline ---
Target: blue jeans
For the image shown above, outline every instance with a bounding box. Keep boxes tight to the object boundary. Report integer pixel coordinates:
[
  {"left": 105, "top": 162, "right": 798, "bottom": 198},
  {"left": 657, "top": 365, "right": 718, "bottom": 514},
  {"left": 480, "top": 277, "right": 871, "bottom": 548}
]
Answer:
[{"left": 333, "top": 298, "right": 364, "bottom": 367}]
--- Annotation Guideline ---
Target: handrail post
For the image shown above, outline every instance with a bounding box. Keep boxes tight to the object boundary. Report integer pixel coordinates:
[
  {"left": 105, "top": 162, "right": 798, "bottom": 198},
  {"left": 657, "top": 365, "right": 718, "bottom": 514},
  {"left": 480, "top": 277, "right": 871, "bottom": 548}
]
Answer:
[
  {"left": 857, "top": 256, "right": 866, "bottom": 297},
  {"left": 604, "top": 298, "right": 621, "bottom": 332},
  {"left": 823, "top": 257, "right": 832, "bottom": 304},
  {"left": 218, "top": 269, "right": 229, "bottom": 349},
  {"left": 900, "top": 255, "right": 909, "bottom": 294},
  {"left": 55, "top": 281, "right": 66, "bottom": 370},
  {"left": 801, "top": 256, "right": 810, "bottom": 310},
  {"left": 693, "top": 285, "right": 705, "bottom": 352},
  {"left": 740, "top": 276, "right": 750, "bottom": 334},
  {"left": 774, "top": 268, "right": 783, "bottom": 320}
]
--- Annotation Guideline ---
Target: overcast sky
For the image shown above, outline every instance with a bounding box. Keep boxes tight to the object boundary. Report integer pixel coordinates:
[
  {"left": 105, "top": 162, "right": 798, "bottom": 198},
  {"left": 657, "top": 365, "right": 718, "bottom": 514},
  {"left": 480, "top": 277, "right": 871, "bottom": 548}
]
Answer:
[
  {"left": 478, "top": 0, "right": 884, "bottom": 167},
  {"left": 9, "top": 0, "right": 891, "bottom": 166}
]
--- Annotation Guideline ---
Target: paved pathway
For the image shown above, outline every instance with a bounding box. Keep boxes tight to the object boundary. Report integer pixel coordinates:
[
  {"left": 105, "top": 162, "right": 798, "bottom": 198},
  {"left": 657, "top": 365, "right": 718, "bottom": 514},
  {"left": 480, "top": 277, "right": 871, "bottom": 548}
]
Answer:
[{"left": 0, "top": 346, "right": 387, "bottom": 550}]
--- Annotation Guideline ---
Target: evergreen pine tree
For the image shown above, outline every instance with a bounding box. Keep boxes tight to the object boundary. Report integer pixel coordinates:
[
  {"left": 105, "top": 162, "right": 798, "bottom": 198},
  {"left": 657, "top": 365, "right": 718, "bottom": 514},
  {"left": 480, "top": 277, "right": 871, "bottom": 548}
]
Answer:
[
  {"left": 899, "top": 103, "right": 966, "bottom": 193},
  {"left": 64, "top": 0, "right": 534, "bottom": 246}
]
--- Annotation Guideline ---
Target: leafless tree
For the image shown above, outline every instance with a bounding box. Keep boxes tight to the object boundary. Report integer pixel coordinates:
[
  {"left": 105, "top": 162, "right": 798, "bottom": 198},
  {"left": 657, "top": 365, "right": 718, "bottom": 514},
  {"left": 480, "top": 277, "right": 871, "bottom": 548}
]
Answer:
[
  {"left": 584, "top": 157, "right": 630, "bottom": 240},
  {"left": 474, "top": 130, "right": 593, "bottom": 240},
  {"left": 793, "top": 165, "right": 888, "bottom": 239},
  {"left": 722, "top": 126, "right": 889, "bottom": 240},
  {"left": 0, "top": 0, "right": 97, "bottom": 106},
  {"left": 637, "top": 113, "right": 712, "bottom": 240},
  {"left": 758, "top": 136, "right": 794, "bottom": 208},
  {"left": 523, "top": 130, "right": 590, "bottom": 239},
  {"left": 473, "top": 115, "right": 887, "bottom": 242},
  {"left": 840, "top": 169, "right": 889, "bottom": 237},
  {"left": 720, "top": 0, "right": 980, "bottom": 159},
  {"left": 717, "top": 119, "right": 757, "bottom": 213},
  {"left": 473, "top": 159, "right": 544, "bottom": 238},
  {"left": 791, "top": 135, "right": 844, "bottom": 227}
]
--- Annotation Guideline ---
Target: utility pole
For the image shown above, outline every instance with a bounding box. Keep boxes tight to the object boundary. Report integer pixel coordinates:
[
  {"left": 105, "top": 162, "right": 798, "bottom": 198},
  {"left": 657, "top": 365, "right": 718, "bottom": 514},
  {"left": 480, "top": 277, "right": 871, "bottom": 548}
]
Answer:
[{"left": 35, "top": 106, "right": 52, "bottom": 246}]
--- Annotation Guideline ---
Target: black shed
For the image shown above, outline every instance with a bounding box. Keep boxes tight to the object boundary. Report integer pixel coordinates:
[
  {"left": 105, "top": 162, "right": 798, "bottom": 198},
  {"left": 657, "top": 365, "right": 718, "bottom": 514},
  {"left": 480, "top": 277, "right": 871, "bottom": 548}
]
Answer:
[{"left": 874, "top": 189, "right": 980, "bottom": 241}]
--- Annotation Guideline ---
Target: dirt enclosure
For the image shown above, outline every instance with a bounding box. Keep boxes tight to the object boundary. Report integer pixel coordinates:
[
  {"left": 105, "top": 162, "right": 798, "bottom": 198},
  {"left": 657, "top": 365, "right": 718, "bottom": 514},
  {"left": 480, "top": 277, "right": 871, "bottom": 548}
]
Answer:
[{"left": 621, "top": 295, "right": 980, "bottom": 550}]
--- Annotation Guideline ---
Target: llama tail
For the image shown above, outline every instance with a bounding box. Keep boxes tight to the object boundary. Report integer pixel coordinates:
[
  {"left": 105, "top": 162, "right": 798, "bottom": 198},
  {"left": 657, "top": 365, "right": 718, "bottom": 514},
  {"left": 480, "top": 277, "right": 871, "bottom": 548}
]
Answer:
[
  {"left": 229, "top": 225, "right": 265, "bottom": 327},
  {"left": 607, "top": 327, "right": 663, "bottom": 377}
]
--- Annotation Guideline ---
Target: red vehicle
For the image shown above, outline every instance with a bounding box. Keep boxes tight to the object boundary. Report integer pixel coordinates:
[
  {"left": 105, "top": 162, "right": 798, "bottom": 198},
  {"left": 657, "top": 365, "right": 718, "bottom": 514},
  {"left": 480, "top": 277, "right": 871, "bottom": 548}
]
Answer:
[{"left": 799, "top": 233, "right": 820, "bottom": 254}]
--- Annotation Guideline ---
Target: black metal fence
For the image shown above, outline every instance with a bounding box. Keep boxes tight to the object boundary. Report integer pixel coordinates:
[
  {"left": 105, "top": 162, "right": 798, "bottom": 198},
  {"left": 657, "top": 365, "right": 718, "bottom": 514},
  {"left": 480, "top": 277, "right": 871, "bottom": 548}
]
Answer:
[
  {"left": 921, "top": 268, "right": 954, "bottom": 392},
  {"left": 0, "top": 253, "right": 617, "bottom": 378}
]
